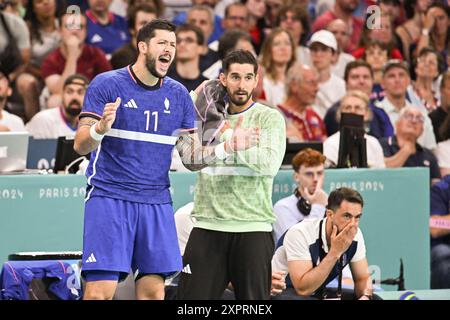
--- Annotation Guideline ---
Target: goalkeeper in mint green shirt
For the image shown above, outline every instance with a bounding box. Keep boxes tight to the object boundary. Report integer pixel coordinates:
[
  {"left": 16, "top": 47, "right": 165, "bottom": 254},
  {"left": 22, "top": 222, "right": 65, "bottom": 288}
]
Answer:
[{"left": 178, "top": 50, "right": 286, "bottom": 300}]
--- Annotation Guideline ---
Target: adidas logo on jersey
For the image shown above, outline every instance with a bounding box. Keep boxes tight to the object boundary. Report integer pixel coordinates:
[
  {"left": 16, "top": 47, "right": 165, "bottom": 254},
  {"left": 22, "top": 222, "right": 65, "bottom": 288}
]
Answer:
[
  {"left": 181, "top": 264, "right": 192, "bottom": 274},
  {"left": 124, "top": 99, "right": 138, "bottom": 109},
  {"left": 91, "top": 34, "right": 103, "bottom": 43},
  {"left": 85, "top": 253, "right": 97, "bottom": 263}
]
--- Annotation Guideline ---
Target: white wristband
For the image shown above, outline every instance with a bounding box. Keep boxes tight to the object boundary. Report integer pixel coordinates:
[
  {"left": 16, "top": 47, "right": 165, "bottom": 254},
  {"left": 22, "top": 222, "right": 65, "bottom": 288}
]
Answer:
[
  {"left": 189, "top": 90, "right": 198, "bottom": 103},
  {"left": 90, "top": 123, "right": 105, "bottom": 142},
  {"left": 214, "top": 141, "right": 232, "bottom": 160}
]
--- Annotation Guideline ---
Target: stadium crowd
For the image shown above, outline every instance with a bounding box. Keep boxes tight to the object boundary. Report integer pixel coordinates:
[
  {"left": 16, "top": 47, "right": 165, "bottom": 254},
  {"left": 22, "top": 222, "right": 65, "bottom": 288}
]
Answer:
[{"left": 0, "top": 0, "right": 449, "bottom": 298}]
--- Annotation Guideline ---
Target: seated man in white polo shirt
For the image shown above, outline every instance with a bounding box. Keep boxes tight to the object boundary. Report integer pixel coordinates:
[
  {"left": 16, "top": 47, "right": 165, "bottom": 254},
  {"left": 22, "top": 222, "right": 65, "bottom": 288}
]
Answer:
[{"left": 272, "top": 187, "right": 373, "bottom": 300}]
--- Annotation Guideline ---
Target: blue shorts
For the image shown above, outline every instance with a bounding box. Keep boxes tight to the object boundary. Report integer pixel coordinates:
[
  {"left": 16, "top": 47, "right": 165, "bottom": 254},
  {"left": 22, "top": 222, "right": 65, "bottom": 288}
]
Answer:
[{"left": 81, "top": 196, "right": 182, "bottom": 282}]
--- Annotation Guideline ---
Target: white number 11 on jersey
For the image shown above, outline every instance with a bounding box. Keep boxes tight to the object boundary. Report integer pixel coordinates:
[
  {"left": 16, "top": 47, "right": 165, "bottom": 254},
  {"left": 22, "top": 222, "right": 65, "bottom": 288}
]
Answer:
[{"left": 144, "top": 111, "right": 158, "bottom": 132}]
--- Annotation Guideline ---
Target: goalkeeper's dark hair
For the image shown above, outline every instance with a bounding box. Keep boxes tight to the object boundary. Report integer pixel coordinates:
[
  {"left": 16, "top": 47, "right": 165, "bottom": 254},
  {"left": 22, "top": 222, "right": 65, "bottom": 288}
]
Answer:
[{"left": 222, "top": 49, "right": 258, "bottom": 74}]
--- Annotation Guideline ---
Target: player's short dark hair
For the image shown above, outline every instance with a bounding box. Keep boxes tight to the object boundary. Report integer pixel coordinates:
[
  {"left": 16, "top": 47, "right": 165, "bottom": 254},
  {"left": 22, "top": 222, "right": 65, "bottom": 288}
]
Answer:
[
  {"left": 222, "top": 49, "right": 258, "bottom": 74},
  {"left": 136, "top": 19, "right": 176, "bottom": 51},
  {"left": 327, "top": 188, "right": 364, "bottom": 211},
  {"left": 176, "top": 24, "right": 205, "bottom": 45}
]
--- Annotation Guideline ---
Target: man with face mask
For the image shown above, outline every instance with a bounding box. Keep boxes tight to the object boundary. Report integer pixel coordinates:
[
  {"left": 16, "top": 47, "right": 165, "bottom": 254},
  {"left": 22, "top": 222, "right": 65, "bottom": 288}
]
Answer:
[
  {"left": 73, "top": 19, "right": 260, "bottom": 300},
  {"left": 26, "top": 74, "right": 89, "bottom": 139}
]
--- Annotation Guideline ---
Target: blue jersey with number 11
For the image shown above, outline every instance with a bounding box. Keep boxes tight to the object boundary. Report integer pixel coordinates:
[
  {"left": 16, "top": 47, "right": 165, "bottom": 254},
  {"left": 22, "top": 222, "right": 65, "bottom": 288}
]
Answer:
[{"left": 79, "top": 66, "right": 195, "bottom": 204}]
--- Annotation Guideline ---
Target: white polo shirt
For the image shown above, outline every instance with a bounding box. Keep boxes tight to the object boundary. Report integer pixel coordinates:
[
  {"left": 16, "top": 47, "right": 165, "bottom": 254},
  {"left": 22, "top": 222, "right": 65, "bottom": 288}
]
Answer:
[
  {"left": 273, "top": 194, "right": 326, "bottom": 244},
  {"left": 272, "top": 217, "right": 366, "bottom": 276}
]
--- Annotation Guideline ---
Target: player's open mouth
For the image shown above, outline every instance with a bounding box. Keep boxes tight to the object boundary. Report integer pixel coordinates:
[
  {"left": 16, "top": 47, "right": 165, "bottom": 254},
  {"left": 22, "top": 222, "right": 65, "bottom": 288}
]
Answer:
[{"left": 159, "top": 55, "right": 171, "bottom": 65}]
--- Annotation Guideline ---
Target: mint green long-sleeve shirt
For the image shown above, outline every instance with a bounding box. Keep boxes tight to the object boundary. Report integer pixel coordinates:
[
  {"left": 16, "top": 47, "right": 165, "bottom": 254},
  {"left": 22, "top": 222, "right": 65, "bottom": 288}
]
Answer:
[{"left": 193, "top": 102, "right": 286, "bottom": 232}]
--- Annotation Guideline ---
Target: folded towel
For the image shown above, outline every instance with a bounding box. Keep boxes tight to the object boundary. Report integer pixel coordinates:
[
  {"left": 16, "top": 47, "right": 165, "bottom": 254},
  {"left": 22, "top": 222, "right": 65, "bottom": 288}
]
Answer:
[{"left": 193, "top": 79, "right": 230, "bottom": 146}]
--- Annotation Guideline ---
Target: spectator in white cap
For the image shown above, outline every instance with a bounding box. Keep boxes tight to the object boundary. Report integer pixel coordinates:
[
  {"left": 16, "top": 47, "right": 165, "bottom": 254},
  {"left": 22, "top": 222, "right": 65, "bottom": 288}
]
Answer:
[{"left": 309, "top": 30, "right": 346, "bottom": 119}]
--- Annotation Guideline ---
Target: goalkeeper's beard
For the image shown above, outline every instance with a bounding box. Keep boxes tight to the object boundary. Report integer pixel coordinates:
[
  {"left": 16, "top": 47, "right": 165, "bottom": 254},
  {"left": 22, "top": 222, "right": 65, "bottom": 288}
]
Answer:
[{"left": 228, "top": 89, "right": 253, "bottom": 107}]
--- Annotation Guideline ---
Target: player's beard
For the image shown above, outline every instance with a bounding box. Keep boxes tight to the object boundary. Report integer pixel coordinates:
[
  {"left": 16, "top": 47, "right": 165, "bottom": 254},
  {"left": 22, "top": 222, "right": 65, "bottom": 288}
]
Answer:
[
  {"left": 227, "top": 88, "right": 252, "bottom": 106},
  {"left": 64, "top": 99, "right": 82, "bottom": 116},
  {"left": 145, "top": 53, "right": 165, "bottom": 79}
]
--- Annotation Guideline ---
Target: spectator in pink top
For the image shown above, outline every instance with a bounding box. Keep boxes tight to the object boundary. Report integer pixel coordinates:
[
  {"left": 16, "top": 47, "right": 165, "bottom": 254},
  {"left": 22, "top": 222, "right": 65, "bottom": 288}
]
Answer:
[{"left": 312, "top": 0, "right": 363, "bottom": 53}]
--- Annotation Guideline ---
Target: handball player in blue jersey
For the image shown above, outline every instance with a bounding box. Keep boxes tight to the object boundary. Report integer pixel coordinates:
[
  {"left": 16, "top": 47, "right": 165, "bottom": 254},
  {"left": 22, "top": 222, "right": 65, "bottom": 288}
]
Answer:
[{"left": 74, "top": 19, "right": 260, "bottom": 300}]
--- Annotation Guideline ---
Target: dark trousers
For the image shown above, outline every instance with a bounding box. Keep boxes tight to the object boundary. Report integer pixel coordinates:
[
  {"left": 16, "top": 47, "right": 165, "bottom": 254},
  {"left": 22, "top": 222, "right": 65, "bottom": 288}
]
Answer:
[
  {"left": 431, "top": 244, "right": 450, "bottom": 289},
  {"left": 177, "top": 228, "right": 274, "bottom": 300}
]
